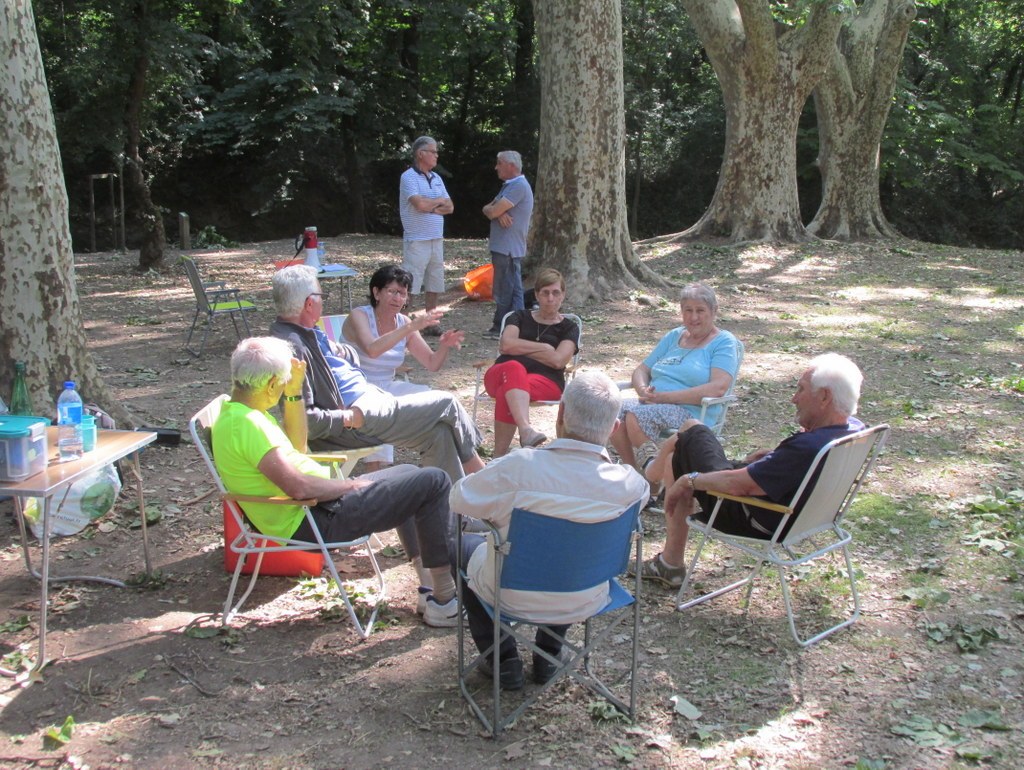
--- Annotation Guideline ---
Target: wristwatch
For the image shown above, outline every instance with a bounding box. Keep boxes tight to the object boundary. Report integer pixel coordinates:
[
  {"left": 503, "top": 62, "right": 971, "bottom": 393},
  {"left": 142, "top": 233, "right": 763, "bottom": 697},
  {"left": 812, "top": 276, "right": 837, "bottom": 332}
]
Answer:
[{"left": 686, "top": 471, "right": 700, "bottom": 490}]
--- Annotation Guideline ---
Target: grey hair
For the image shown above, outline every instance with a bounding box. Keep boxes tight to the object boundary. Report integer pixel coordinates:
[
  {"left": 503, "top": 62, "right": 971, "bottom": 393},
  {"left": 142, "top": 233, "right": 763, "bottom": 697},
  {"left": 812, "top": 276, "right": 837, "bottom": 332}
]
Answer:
[
  {"left": 808, "top": 353, "right": 863, "bottom": 416},
  {"left": 497, "top": 150, "right": 522, "bottom": 172},
  {"left": 560, "top": 370, "right": 622, "bottom": 445},
  {"left": 272, "top": 264, "right": 320, "bottom": 317},
  {"left": 412, "top": 135, "right": 437, "bottom": 157},
  {"left": 230, "top": 337, "right": 293, "bottom": 392},
  {"left": 679, "top": 282, "right": 718, "bottom": 315}
]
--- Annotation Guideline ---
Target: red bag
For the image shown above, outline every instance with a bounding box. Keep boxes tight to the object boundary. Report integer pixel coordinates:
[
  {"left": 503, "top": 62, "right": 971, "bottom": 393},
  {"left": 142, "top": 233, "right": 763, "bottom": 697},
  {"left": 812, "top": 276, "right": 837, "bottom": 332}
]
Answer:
[{"left": 463, "top": 263, "right": 494, "bottom": 301}]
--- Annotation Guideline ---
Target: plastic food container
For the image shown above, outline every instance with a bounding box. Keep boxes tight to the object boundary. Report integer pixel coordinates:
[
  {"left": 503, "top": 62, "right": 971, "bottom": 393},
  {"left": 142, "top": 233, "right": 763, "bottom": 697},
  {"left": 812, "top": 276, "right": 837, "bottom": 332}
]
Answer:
[{"left": 0, "top": 415, "right": 50, "bottom": 482}]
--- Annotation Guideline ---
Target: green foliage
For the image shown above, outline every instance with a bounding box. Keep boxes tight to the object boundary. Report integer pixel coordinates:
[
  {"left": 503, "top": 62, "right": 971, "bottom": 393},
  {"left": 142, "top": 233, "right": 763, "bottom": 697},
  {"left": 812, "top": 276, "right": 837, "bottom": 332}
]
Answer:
[{"left": 42, "top": 716, "right": 75, "bottom": 751}]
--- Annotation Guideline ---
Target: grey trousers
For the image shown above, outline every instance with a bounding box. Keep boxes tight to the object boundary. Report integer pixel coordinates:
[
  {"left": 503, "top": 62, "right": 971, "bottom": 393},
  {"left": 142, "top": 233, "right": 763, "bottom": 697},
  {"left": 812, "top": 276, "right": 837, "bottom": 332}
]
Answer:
[
  {"left": 292, "top": 465, "right": 454, "bottom": 570},
  {"left": 309, "top": 389, "right": 481, "bottom": 482}
]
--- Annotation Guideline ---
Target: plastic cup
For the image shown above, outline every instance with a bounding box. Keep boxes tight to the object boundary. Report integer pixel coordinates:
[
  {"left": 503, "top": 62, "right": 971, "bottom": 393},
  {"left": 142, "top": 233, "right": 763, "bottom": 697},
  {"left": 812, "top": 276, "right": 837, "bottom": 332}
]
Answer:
[{"left": 81, "top": 414, "right": 97, "bottom": 452}]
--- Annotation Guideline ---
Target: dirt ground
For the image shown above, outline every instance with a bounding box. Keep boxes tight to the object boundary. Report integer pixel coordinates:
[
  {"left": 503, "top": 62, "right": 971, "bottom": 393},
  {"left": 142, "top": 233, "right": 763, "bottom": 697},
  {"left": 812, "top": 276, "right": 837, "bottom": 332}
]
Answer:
[{"left": 1, "top": 235, "right": 1022, "bottom": 769}]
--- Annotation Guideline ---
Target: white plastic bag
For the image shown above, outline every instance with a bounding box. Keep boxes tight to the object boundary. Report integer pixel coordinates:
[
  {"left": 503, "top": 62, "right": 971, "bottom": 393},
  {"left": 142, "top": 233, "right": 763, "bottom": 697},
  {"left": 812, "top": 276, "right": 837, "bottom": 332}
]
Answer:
[{"left": 22, "top": 464, "right": 122, "bottom": 539}]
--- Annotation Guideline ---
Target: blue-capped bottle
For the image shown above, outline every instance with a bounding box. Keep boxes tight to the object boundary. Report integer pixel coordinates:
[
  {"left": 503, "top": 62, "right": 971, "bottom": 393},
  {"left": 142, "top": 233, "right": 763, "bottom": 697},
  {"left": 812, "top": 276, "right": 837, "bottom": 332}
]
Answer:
[{"left": 57, "top": 381, "right": 84, "bottom": 460}]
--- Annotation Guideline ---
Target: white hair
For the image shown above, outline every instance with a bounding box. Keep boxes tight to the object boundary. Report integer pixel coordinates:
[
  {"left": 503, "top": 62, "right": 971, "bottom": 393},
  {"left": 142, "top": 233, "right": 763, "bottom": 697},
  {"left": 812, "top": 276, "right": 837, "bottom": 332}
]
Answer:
[
  {"left": 272, "top": 264, "right": 319, "bottom": 317},
  {"left": 230, "top": 337, "right": 293, "bottom": 392},
  {"left": 808, "top": 353, "right": 863, "bottom": 416},
  {"left": 560, "top": 370, "right": 621, "bottom": 444},
  {"left": 497, "top": 150, "right": 522, "bottom": 172}
]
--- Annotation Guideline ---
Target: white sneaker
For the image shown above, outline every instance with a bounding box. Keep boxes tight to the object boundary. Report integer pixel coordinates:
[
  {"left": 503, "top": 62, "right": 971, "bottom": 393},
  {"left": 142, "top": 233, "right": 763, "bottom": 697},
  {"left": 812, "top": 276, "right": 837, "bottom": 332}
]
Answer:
[
  {"left": 416, "top": 585, "right": 432, "bottom": 616},
  {"left": 422, "top": 595, "right": 462, "bottom": 628}
]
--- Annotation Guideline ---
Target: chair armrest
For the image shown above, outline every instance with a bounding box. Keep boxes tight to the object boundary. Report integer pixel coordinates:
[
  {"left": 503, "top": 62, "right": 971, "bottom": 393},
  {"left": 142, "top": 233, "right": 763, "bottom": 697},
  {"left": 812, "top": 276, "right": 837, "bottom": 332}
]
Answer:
[
  {"left": 203, "top": 280, "right": 227, "bottom": 289},
  {"left": 224, "top": 492, "right": 318, "bottom": 506},
  {"left": 700, "top": 394, "right": 738, "bottom": 408},
  {"left": 616, "top": 380, "right": 633, "bottom": 392},
  {"left": 707, "top": 491, "right": 793, "bottom": 515},
  {"left": 207, "top": 287, "right": 241, "bottom": 300},
  {"left": 308, "top": 446, "right": 382, "bottom": 463}
]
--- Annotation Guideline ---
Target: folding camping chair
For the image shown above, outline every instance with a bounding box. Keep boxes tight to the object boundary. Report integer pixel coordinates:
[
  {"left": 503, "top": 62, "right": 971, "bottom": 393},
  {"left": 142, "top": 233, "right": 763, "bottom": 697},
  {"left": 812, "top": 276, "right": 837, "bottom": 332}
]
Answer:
[
  {"left": 189, "top": 395, "right": 385, "bottom": 639},
  {"left": 457, "top": 501, "right": 643, "bottom": 736},
  {"left": 676, "top": 423, "right": 889, "bottom": 647},
  {"left": 182, "top": 256, "right": 257, "bottom": 357},
  {"left": 616, "top": 338, "right": 745, "bottom": 440},
  {"left": 471, "top": 312, "right": 583, "bottom": 422}
]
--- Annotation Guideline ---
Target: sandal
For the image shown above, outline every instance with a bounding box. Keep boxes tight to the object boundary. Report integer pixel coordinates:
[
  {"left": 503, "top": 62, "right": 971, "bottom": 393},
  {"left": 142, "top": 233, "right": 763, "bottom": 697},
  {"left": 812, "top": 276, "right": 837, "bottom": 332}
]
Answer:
[{"left": 519, "top": 428, "right": 548, "bottom": 449}]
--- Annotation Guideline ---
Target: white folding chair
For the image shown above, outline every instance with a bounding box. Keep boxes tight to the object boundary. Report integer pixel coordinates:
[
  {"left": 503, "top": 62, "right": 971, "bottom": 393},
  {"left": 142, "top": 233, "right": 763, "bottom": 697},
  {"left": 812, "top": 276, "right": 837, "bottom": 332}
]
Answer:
[
  {"left": 182, "top": 257, "right": 257, "bottom": 357},
  {"left": 457, "top": 501, "right": 643, "bottom": 737},
  {"left": 471, "top": 311, "right": 583, "bottom": 422},
  {"left": 616, "top": 338, "right": 745, "bottom": 439},
  {"left": 189, "top": 395, "right": 385, "bottom": 639},
  {"left": 676, "top": 423, "right": 889, "bottom": 647}
]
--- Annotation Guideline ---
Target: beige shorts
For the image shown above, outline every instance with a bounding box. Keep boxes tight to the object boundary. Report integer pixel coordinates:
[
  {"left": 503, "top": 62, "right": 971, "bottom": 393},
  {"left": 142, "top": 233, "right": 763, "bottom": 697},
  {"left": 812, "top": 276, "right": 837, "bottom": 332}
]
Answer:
[{"left": 402, "top": 239, "right": 445, "bottom": 294}]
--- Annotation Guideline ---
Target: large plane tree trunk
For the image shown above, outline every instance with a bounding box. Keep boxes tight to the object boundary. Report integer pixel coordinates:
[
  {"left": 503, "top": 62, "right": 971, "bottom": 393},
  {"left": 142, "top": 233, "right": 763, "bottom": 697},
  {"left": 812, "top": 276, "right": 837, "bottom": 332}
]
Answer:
[
  {"left": 530, "top": 0, "right": 664, "bottom": 299},
  {"left": 808, "top": 0, "right": 917, "bottom": 240},
  {"left": 662, "top": 0, "right": 846, "bottom": 243},
  {"left": 1, "top": 0, "right": 128, "bottom": 424}
]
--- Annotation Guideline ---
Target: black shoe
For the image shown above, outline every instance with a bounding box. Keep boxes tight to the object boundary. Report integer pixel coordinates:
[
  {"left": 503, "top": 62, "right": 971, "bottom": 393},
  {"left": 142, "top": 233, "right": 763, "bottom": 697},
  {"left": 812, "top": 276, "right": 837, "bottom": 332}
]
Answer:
[
  {"left": 478, "top": 655, "right": 525, "bottom": 690},
  {"left": 532, "top": 649, "right": 567, "bottom": 685}
]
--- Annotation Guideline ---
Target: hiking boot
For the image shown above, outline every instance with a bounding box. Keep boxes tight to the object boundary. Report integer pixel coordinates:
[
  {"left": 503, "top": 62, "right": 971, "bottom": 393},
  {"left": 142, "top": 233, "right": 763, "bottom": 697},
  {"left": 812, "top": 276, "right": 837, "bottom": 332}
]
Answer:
[
  {"left": 627, "top": 552, "right": 686, "bottom": 588},
  {"left": 422, "top": 594, "right": 462, "bottom": 628},
  {"left": 478, "top": 655, "right": 525, "bottom": 691},
  {"left": 532, "top": 648, "right": 569, "bottom": 685}
]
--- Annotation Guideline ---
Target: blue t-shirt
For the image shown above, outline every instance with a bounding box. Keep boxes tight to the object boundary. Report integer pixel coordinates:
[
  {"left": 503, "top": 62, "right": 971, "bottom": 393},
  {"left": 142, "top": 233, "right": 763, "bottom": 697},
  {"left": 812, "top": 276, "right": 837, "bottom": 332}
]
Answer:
[
  {"left": 643, "top": 328, "right": 740, "bottom": 422},
  {"left": 488, "top": 175, "right": 534, "bottom": 258}
]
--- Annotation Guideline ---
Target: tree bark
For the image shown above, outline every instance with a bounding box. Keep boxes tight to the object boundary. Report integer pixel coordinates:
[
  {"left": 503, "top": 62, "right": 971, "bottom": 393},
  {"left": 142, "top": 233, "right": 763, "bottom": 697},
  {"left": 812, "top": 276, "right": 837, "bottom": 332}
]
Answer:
[
  {"left": 1, "top": 0, "right": 131, "bottom": 425},
  {"left": 808, "top": 0, "right": 917, "bottom": 240},
  {"left": 530, "top": 0, "right": 662, "bottom": 300},
  {"left": 125, "top": 0, "right": 166, "bottom": 271},
  {"left": 665, "top": 0, "right": 846, "bottom": 243}
]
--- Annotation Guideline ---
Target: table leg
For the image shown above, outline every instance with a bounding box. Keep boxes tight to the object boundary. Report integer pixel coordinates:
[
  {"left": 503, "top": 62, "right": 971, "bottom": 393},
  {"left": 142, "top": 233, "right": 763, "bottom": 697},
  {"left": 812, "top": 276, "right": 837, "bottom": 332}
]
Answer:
[
  {"left": 33, "top": 496, "right": 54, "bottom": 673},
  {"left": 126, "top": 450, "right": 153, "bottom": 574}
]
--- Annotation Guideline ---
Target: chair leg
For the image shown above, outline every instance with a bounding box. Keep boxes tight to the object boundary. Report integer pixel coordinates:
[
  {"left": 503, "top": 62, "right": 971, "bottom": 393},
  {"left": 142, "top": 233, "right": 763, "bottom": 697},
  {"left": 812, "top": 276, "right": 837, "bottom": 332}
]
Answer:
[
  {"left": 322, "top": 543, "right": 386, "bottom": 640},
  {"left": 223, "top": 550, "right": 266, "bottom": 626},
  {"left": 185, "top": 308, "right": 203, "bottom": 356},
  {"left": 781, "top": 545, "right": 862, "bottom": 648}
]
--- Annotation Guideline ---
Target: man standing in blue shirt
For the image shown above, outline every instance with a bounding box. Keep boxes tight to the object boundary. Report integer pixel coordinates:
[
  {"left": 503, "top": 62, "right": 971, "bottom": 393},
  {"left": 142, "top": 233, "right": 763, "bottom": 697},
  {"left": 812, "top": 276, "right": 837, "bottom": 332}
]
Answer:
[
  {"left": 481, "top": 150, "right": 534, "bottom": 340},
  {"left": 399, "top": 136, "right": 453, "bottom": 336},
  {"left": 633, "top": 353, "right": 866, "bottom": 588}
]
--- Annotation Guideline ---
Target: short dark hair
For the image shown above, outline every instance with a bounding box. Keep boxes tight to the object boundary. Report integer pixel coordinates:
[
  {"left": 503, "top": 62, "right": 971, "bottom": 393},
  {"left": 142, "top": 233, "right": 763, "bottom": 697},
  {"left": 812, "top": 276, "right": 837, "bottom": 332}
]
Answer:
[{"left": 368, "top": 264, "right": 414, "bottom": 307}]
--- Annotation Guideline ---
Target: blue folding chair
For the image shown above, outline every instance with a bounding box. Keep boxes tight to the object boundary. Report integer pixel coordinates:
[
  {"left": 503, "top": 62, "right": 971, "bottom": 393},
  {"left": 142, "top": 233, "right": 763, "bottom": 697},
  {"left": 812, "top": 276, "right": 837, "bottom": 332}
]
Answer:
[{"left": 457, "top": 501, "right": 643, "bottom": 736}]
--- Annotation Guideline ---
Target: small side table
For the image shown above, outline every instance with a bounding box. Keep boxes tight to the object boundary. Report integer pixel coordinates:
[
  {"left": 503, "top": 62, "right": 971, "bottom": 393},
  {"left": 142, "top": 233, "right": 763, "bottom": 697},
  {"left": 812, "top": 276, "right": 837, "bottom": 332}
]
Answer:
[{"left": 0, "top": 428, "right": 157, "bottom": 676}]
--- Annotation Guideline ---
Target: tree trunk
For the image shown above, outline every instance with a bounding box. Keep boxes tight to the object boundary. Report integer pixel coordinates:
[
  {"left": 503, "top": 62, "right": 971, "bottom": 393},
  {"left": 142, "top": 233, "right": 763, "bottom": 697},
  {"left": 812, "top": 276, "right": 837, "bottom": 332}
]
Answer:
[
  {"left": 1, "top": 0, "right": 131, "bottom": 425},
  {"left": 341, "top": 115, "right": 367, "bottom": 233},
  {"left": 530, "top": 0, "right": 663, "bottom": 301},
  {"left": 808, "top": 0, "right": 917, "bottom": 240},
  {"left": 125, "top": 0, "right": 166, "bottom": 271},
  {"left": 663, "top": 0, "right": 846, "bottom": 243}
]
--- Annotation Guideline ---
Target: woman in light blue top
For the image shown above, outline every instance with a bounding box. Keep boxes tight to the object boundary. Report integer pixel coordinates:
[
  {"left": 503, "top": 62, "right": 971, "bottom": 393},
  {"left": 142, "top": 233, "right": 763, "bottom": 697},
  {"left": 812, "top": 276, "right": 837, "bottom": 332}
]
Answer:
[
  {"left": 609, "top": 283, "right": 740, "bottom": 472},
  {"left": 342, "top": 264, "right": 465, "bottom": 468}
]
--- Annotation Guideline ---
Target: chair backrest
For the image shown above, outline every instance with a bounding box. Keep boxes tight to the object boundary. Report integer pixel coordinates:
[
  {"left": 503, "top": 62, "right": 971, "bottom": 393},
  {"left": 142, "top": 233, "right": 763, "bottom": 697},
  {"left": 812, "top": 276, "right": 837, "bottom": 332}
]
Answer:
[
  {"left": 780, "top": 424, "right": 889, "bottom": 544},
  {"left": 498, "top": 310, "right": 584, "bottom": 374},
  {"left": 317, "top": 314, "right": 349, "bottom": 345},
  {"left": 189, "top": 394, "right": 231, "bottom": 494},
  {"left": 704, "top": 336, "right": 745, "bottom": 436},
  {"left": 182, "top": 257, "right": 212, "bottom": 312},
  {"left": 499, "top": 502, "right": 642, "bottom": 593}
]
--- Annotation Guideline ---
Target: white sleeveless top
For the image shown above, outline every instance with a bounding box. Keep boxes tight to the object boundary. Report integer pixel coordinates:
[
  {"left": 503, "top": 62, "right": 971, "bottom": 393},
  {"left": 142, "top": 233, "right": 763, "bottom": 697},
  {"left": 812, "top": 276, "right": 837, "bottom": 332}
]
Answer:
[{"left": 350, "top": 305, "right": 409, "bottom": 388}]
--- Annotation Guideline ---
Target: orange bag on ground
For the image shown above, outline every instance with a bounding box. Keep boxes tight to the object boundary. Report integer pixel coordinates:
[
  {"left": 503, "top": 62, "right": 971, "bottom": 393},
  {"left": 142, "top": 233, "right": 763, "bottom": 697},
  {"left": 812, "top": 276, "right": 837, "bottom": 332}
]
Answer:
[{"left": 463, "top": 263, "right": 494, "bottom": 301}]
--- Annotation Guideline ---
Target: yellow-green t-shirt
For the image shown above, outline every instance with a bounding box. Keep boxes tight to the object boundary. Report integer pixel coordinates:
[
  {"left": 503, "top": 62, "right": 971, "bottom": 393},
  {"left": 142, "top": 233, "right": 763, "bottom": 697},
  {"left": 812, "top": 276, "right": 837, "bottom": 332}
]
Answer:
[{"left": 212, "top": 400, "right": 329, "bottom": 539}]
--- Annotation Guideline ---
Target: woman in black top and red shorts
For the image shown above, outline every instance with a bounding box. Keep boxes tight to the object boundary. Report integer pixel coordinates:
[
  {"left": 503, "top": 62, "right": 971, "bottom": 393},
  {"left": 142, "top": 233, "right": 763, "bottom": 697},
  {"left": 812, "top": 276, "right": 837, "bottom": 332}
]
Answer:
[{"left": 484, "top": 268, "right": 580, "bottom": 457}]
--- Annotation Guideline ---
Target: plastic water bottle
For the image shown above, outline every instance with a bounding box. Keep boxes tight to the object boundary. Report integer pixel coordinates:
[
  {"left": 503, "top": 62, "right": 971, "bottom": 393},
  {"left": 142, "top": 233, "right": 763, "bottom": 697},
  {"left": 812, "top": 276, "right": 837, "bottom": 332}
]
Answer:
[{"left": 57, "top": 381, "right": 84, "bottom": 460}]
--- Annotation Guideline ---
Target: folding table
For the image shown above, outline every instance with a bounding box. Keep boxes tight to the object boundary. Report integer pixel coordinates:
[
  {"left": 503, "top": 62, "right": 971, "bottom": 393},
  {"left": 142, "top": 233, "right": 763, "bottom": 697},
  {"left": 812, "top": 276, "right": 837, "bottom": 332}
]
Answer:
[{"left": 0, "top": 428, "right": 157, "bottom": 676}]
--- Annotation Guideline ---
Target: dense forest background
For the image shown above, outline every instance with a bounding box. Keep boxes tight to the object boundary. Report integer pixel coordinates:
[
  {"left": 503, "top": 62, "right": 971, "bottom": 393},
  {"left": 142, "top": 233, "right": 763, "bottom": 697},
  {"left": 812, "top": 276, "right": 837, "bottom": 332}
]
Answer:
[{"left": 34, "top": 0, "right": 1024, "bottom": 253}]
